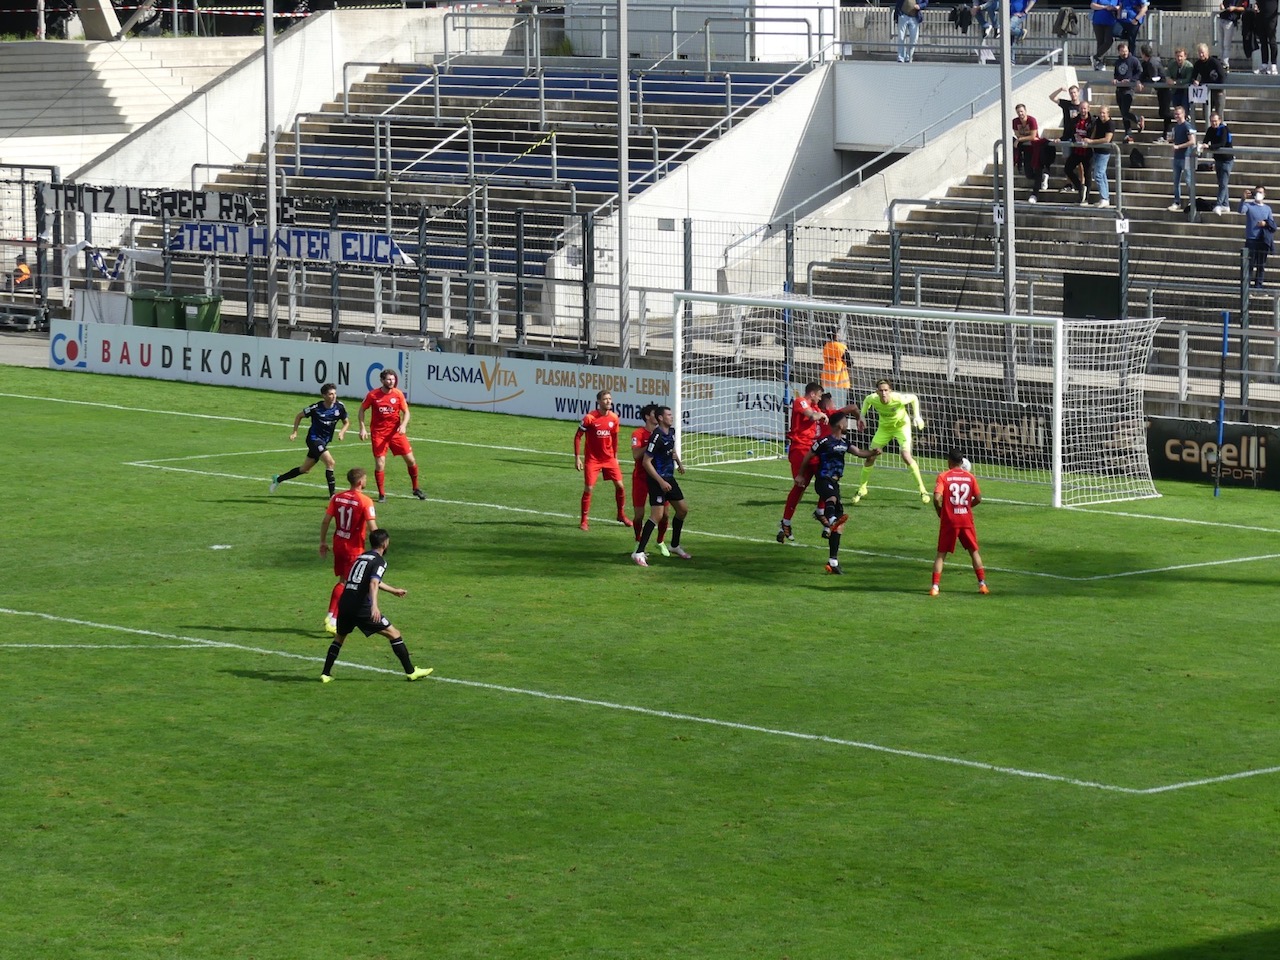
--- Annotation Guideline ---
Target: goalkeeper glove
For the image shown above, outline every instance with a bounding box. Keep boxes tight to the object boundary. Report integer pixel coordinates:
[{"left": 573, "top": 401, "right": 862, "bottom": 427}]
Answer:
[{"left": 913, "top": 417, "right": 925, "bottom": 431}]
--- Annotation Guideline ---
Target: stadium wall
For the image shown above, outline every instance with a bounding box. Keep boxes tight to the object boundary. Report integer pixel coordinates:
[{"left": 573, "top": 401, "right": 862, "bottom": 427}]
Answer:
[{"left": 73, "top": 8, "right": 522, "bottom": 189}]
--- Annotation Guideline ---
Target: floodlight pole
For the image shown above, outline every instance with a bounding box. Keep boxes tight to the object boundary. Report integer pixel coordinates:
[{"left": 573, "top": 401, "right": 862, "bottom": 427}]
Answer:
[
  {"left": 999, "top": 0, "right": 1016, "bottom": 315},
  {"left": 265, "top": 0, "right": 280, "bottom": 338},
  {"left": 618, "top": 0, "right": 632, "bottom": 367}
]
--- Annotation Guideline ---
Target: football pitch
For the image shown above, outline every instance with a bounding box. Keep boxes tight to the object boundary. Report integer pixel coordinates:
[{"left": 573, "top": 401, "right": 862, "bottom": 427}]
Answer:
[{"left": 2, "top": 363, "right": 1278, "bottom": 960}]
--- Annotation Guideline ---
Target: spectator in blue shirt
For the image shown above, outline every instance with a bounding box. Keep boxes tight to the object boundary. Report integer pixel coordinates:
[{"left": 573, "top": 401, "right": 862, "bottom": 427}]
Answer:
[
  {"left": 1090, "top": 0, "right": 1120, "bottom": 70},
  {"left": 1168, "top": 105, "right": 1196, "bottom": 211},
  {"left": 1242, "top": 186, "right": 1276, "bottom": 288}
]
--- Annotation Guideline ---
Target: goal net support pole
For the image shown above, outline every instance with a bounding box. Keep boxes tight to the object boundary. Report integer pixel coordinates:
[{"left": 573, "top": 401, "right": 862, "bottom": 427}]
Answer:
[{"left": 671, "top": 292, "right": 1163, "bottom": 508}]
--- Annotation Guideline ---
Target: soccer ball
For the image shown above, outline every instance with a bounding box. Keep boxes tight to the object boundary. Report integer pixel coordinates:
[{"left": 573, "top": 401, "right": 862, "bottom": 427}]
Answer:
[{"left": 961, "top": 457, "right": 972, "bottom": 472}]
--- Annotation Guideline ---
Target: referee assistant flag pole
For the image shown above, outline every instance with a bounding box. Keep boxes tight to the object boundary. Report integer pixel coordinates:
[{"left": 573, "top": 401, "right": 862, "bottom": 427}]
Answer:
[{"left": 1214, "top": 310, "right": 1229, "bottom": 497}]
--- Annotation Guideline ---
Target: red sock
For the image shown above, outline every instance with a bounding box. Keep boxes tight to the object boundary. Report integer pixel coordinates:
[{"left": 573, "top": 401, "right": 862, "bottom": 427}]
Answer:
[
  {"left": 408, "top": 463, "right": 420, "bottom": 489},
  {"left": 328, "top": 581, "right": 343, "bottom": 617},
  {"left": 580, "top": 491, "right": 591, "bottom": 522},
  {"left": 931, "top": 572, "right": 941, "bottom": 587},
  {"left": 782, "top": 484, "right": 804, "bottom": 522},
  {"left": 975, "top": 566, "right": 985, "bottom": 583},
  {"left": 375, "top": 470, "right": 386, "bottom": 497},
  {"left": 614, "top": 486, "right": 627, "bottom": 517},
  {"left": 658, "top": 517, "right": 669, "bottom": 543}
]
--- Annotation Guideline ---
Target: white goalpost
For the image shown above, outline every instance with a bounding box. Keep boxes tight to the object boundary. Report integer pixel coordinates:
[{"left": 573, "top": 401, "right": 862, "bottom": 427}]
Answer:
[{"left": 671, "top": 292, "right": 1163, "bottom": 508}]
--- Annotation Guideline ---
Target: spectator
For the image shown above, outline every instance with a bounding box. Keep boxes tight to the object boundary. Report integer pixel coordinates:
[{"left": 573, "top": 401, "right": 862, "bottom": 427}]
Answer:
[
  {"left": 1242, "top": 185, "right": 1276, "bottom": 287},
  {"left": 1203, "top": 111, "right": 1235, "bottom": 215},
  {"left": 8, "top": 254, "right": 31, "bottom": 293},
  {"left": 1112, "top": 41, "right": 1145, "bottom": 143},
  {"left": 1008, "top": 0, "right": 1035, "bottom": 46},
  {"left": 1063, "top": 100, "right": 1094, "bottom": 203},
  {"left": 1024, "top": 128, "right": 1058, "bottom": 202},
  {"left": 1220, "top": 0, "right": 1246, "bottom": 70},
  {"left": 1256, "top": 0, "right": 1278, "bottom": 75},
  {"left": 1087, "top": 105, "right": 1116, "bottom": 207},
  {"left": 1012, "top": 103, "right": 1039, "bottom": 177},
  {"left": 972, "top": 0, "right": 998, "bottom": 38},
  {"left": 1049, "top": 84, "right": 1085, "bottom": 146},
  {"left": 895, "top": 0, "right": 928, "bottom": 63},
  {"left": 1169, "top": 47, "right": 1194, "bottom": 119},
  {"left": 1114, "top": 0, "right": 1147, "bottom": 48},
  {"left": 1139, "top": 44, "right": 1174, "bottom": 141},
  {"left": 1169, "top": 104, "right": 1197, "bottom": 211},
  {"left": 1190, "top": 43, "right": 1227, "bottom": 117},
  {"left": 1090, "top": 0, "right": 1120, "bottom": 70}
]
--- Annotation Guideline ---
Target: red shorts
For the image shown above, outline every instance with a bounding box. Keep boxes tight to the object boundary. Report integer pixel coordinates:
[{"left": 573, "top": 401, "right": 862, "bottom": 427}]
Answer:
[
  {"left": 631, "top": 471, "right": 649, "bottom": 512},
  {"left": 583, "top": 458, "right": 623, "bottom": 485},
  {"left": 788, "top": 444, "right": 813, "bottom": 482},
  {"left": 937, "top": 522, "right": 979, "bottom": 555},
  {"left": 371, "top": 431, "right": 412, "bottom": 459},
  {"left": 332, "top": 541, "right": 362, "bottom": 579}
]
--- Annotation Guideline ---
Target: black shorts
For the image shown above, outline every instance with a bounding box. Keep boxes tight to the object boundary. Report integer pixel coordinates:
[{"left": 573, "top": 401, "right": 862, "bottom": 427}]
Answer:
[
  {"left": 647, "top": 476, "right": 684, "bottom": 507},
  {"left": 306, "top": 440, "right": 330, "bottom": 462},
  {"left": 815, "top": 476, "right": 843, "bottom": 514},
  {"left": 336, "top": 605, "right": 391, "bottom": 637}
]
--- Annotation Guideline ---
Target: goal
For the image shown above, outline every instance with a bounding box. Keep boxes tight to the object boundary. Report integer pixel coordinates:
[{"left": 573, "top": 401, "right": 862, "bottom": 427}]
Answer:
[{"left": 671, "top": 292, "right": 1163, "bottom": 507}]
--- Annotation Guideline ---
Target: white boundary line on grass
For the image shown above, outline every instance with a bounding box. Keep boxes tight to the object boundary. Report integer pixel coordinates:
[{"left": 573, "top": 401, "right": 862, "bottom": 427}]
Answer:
[
  {"left": 6, "top": 388, "right": 1280, "bottom": 534},
  {"left": 3, "top": 605, "right": 1278, "bottom": 796},
  {"left": 124, "top": 456, "right": 1280, "bottom": 583}
]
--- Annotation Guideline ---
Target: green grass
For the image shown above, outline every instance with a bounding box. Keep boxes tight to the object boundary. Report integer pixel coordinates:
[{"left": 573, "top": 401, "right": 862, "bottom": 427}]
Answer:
[{"left": 2, "top": 364, "right": 1278, "bottom": 959}]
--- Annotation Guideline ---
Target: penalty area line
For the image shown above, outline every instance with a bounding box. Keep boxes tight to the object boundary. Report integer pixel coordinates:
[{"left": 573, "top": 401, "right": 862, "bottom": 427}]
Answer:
[{"left": 3, "top": 606, "right": 1275, "bottom": 796}]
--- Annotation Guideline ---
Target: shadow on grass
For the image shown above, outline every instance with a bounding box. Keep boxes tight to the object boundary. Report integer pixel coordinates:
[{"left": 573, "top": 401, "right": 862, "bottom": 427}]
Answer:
[
  {"left": 1114, "top": 927, "right": 1280, "bottom": 960},
  {"left": 181, "top": 624, "right": 316, "bottom": 635},
  {"left": 223, "top": 668, "right": 321, "bottom": 683}
]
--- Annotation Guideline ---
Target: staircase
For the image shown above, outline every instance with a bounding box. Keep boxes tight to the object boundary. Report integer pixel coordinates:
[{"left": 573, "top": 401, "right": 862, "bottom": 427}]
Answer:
[{"left": 0, "top": 38, "right": 260, "bottom": 172}]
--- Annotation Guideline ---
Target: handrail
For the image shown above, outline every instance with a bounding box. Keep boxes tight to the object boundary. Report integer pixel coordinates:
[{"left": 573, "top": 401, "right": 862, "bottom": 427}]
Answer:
[
  {"left": 589, "top": 40, "right": 838, "bottom": 220},
  {"left": 700, "top": 17, "right": 817, "bottom": 72},
  {"left": 721, "top": 46, "right": 1066, "bottom": 263},
  {"left": 443, "top": 10, "right": 535, "bottom": 71},
  {"left": 992, "top": 138, "right": 1124, "bottom": 212},
  {"left": 394, "top": 123, "right": 473, "bottom": 180}
]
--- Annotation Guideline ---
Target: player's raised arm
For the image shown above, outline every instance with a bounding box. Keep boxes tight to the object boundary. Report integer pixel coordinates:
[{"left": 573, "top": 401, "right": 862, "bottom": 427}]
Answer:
[{"left": 289, "top": 407, "right": 306, "bottom": 440}]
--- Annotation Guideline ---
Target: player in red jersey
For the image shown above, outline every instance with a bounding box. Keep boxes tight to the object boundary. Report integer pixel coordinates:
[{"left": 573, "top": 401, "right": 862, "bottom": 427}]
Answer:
[
  {"left": 777, "top": 383, "right": 863, "bottom": 543},
  {"left": 930, "top": 450, "right": 989, "bottom": 596},
  {"left": 574, "top": 389, "right": 632, "bottom": 530},
  {"left": 628, "top": 403, "right": 669, "bottom": 554},
  {"left": 319, "top": 467, "right": 378, "bottom": 633},
  {"left": 358, "top": 368, "right": 424, "bottom": 503}
]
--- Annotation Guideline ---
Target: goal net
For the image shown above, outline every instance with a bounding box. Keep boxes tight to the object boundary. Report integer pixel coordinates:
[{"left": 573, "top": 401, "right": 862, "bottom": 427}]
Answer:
[{"left": 671, "top": 292, "right": 1163, "bottom": 507}]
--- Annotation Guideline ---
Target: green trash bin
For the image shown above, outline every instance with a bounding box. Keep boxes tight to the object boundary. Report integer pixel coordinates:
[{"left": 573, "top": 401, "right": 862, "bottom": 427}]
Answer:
[
  {"left": 129, "top": 289, "right": 161, "bottom": 327},
  {"left": 154, "top": 295, "right": 183, "bottom": 329},
  {"left": 180, "top": 294, "right": 222, "bottom": 333}
]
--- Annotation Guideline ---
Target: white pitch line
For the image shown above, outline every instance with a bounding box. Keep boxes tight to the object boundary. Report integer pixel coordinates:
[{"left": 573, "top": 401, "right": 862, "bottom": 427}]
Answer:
[
  {"left": 8, "top": 387, "right": 1280, "bottom": 534},
  {"left": 0, "top": 643, "right": 208, "bottom": 650},
  {"left": 126, "top": 460, "right": 1278, "bottom": 582},
  {"left": 3, "top": 605, "right": 1275, "bottom": 796}
]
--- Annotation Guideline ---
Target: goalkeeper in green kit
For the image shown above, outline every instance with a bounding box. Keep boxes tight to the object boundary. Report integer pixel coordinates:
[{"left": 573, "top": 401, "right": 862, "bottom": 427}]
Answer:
[{"left": 851, "top": 378, "right": 932, "bottom": 505}]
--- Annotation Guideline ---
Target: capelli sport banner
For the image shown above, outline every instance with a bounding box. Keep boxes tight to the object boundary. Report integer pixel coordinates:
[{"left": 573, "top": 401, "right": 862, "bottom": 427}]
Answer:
[{"left": 1147, "top": 416, "right": 1277, "bottom": 490}]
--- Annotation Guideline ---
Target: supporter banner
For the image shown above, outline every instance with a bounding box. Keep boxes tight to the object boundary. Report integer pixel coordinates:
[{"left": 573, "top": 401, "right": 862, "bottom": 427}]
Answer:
[
  {"left": 48, "top": 321, "right": 673, "bottom": 424},
  {"left": 1147, "top": 416, "right": 1276, "bottom": 489},
  {"left": 171, "top": 222, "right": 414, "bottom": 266},
  {"left": 38, "top": 184, "right": 268, "bottom": 223}
]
